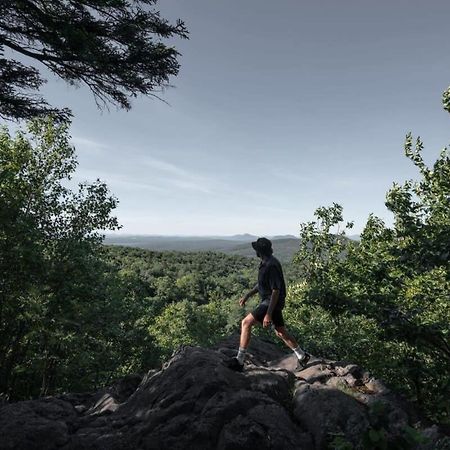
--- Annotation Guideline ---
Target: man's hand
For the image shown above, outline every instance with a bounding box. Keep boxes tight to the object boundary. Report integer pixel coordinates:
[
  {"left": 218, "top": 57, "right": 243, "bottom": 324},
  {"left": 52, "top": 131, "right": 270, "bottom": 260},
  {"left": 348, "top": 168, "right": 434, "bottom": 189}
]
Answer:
[
  {"left": 240, "top": 285, "right": 258, "bottom": 307},
  {"left": 263, "top": 314, "right": 272, "bottom": 328}
]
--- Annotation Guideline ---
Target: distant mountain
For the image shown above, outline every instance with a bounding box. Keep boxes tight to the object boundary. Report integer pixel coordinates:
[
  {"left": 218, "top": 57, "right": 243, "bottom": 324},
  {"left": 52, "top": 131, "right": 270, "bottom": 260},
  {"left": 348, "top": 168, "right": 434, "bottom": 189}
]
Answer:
[
  {"left": 103, "top": 236, "right": 244, "bottom": 252},
  {"left": 228, "top": 238, "right": 300, "bottom": 262},
  {"left": 103, "top": 234, "right": 301, "bottom": 261},
  {"left": 271, "top": 234, "right": 297, "bottom": 240},
  {"left": 227, "top": 234, "right": 258, "bottom": 241}
]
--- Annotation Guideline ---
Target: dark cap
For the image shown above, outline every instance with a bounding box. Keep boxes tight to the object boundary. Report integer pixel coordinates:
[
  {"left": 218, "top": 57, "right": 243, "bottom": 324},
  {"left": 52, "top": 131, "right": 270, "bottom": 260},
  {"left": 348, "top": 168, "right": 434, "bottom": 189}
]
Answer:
[{"left": 251, "top": 237, "right": 272, "bottom": 255}]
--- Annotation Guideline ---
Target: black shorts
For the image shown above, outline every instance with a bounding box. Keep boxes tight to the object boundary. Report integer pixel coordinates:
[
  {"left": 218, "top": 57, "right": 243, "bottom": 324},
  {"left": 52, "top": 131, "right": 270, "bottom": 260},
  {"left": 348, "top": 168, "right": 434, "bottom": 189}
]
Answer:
[{"left": 251, "top": 303, "right": 285, "bottom": 327}]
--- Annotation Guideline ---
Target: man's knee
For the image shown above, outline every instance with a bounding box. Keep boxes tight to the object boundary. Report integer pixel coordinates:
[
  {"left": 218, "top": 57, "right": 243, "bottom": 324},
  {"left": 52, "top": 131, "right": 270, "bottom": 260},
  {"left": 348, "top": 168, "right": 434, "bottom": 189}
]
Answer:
[{"left": 241, "top": 315, "right": 254, "bottom": 330}]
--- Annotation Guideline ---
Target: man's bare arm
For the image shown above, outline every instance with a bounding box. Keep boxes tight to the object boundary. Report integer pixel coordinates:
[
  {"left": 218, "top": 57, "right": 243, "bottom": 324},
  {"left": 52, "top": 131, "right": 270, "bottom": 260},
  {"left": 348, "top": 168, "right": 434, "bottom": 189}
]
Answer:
[
  {"left": 239, "top": 283, "right": 258, "bottom": 306},
  {"left": 267, "top": 289, "right": 279, "bottom": 316}
]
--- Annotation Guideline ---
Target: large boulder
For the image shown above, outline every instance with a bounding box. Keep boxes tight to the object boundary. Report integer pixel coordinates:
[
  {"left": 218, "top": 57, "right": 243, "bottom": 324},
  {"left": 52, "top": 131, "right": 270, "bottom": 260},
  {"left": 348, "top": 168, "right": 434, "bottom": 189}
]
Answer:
[{"left": 0, "top": 336, "right": 448, "bottom": 449}]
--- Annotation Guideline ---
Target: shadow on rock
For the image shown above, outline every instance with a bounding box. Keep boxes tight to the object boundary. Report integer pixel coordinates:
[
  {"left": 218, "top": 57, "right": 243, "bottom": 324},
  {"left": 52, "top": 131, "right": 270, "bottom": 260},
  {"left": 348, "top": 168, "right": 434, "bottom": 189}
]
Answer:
[{"left": 0, "top": 336, "right": 448, "bottom": 450}]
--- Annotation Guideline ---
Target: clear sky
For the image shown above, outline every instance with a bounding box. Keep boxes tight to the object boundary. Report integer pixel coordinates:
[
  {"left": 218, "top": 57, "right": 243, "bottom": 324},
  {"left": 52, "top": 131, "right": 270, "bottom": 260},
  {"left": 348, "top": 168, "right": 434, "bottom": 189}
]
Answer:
[{"left": 8, "top": 1, "right": 450, "bottom": 235}]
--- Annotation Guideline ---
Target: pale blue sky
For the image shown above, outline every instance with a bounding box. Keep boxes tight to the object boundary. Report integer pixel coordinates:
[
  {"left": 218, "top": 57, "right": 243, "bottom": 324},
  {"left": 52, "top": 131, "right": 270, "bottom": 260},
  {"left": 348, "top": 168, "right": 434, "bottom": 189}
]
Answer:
[{"left": 7, "top": 0, "right": 450, "bottom": 235}]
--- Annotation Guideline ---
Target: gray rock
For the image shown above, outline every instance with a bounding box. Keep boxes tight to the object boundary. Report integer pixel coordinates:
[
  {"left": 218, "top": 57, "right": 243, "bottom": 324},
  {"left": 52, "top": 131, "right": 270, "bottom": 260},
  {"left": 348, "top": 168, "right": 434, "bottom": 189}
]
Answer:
[
  {"left": 294, "top": 386, "right": 370, "bottom": 448},
  {"left": 0, "top": 337, "right": 443, "bottom": 450},
  {"left": 0, "top": 398, "right": 76, "bottom": 449}
]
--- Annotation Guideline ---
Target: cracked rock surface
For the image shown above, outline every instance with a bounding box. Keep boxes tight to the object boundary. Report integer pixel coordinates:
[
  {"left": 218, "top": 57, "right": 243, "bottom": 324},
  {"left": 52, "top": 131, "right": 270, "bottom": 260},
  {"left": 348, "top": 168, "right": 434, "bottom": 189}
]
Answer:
[{"left": 0, "top": 336, "right": 446, "bottom": 449}]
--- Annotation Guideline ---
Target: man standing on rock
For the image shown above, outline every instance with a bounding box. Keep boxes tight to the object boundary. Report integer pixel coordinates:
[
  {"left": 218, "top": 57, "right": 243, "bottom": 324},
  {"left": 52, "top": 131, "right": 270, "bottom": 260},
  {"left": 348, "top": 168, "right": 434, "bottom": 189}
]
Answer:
[{"left": 227, "top": 237, "right": 310, "bottom": 371}]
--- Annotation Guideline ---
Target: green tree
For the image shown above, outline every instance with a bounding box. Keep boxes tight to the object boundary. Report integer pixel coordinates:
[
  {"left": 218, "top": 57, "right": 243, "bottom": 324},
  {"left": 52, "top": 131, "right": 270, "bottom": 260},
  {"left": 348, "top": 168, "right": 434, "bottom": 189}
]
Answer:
[
  {"left": 443, "top": 86, "right": 450, "bottom": 114},
  {"left": 148, "top": 298, "right": 232, "bottom": 360},
  {"left": 292, "top": 131, "right": 450, "bottom": 422},
  {"left": 0, "top": 117, "right": 121, "bottom": 398},
  {"left": 0, "top": 0, "right": 188, "bottom": 121}
]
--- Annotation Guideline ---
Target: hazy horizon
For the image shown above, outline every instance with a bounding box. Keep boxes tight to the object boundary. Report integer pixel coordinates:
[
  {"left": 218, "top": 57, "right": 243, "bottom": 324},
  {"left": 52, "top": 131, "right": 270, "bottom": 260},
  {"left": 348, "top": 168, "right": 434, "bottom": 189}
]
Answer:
[{"left": 102, "top": 232, "right": 298, "bottom": 237}]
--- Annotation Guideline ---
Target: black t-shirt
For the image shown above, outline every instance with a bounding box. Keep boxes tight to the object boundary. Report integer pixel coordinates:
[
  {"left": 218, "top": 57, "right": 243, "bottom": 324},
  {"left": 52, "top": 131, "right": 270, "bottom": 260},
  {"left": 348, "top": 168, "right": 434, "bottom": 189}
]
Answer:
[{"left": 257, "top": 255, "right": 286, "bottom": 308}]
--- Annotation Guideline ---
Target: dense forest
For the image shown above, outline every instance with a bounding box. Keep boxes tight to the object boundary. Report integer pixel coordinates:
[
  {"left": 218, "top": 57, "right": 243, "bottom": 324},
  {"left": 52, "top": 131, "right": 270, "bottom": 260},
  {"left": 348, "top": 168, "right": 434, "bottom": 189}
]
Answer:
[{"left": 0, "top": 114, "right": 449, "bottom": 427}]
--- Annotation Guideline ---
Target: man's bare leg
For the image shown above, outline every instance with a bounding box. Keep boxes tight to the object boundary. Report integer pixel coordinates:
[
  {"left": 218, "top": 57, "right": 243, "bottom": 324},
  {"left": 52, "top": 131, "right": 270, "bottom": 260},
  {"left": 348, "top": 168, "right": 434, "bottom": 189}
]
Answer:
[
  {"left": 274, "top": 325, "right": 298, "bottom": 349},
  {"left": 275, "top": 326, "right": 309, "bottom": 366},
  {"left": 233, "top": 313, "right": 258, "bottom": 365},
  {"left": 227, "top": 313, "right": 259, "bottom": 370},
  {"left": 240, "top": 313, "right": 258, "bottom": 348}
]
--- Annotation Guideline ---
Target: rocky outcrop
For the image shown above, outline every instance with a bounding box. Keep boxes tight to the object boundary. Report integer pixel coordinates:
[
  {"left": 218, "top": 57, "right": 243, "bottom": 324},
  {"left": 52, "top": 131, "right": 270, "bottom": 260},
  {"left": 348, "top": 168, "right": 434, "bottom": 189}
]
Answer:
[{"left": 0, "top": 336, "right": 447, "bottom": 449}]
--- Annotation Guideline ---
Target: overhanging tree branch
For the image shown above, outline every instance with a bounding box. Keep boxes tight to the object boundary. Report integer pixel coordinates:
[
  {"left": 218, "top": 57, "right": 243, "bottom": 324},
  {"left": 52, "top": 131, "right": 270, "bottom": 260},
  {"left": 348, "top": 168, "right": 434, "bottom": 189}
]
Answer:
[{"left": 0, "top": 0, "right": 188, "bottom": 121}]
